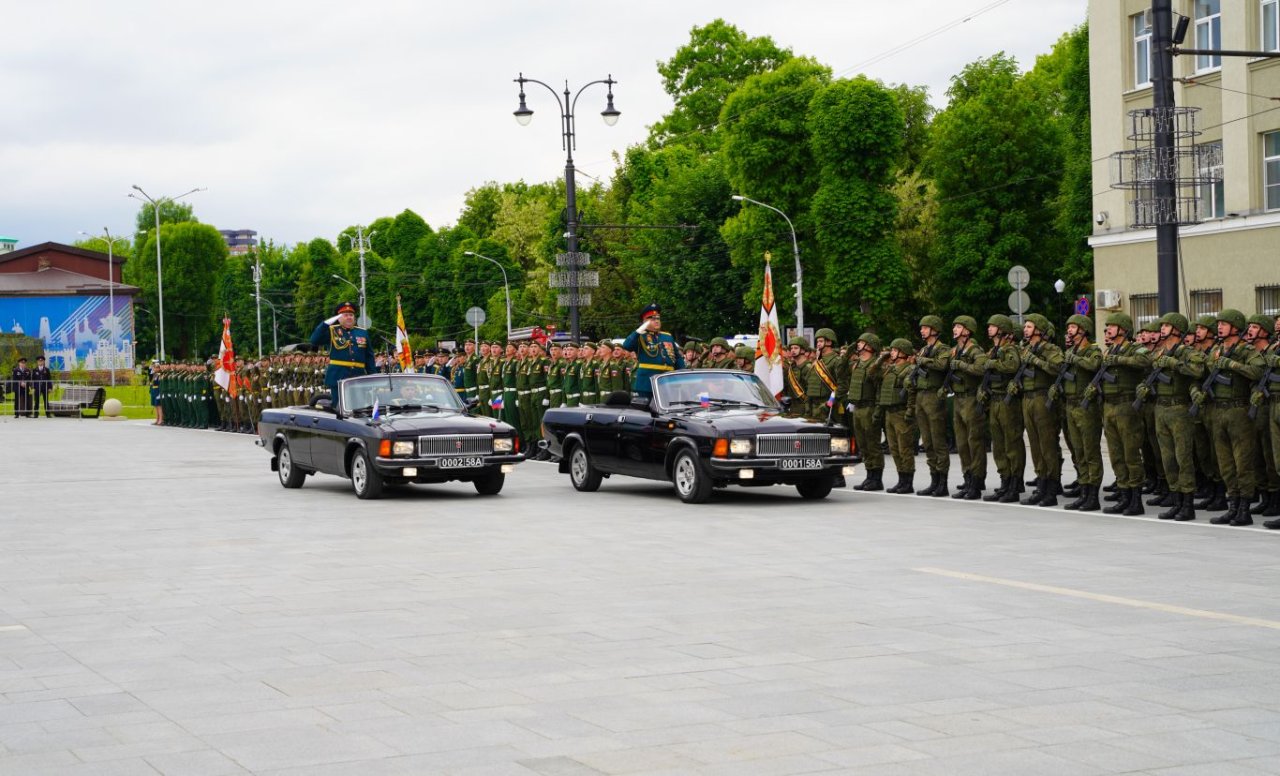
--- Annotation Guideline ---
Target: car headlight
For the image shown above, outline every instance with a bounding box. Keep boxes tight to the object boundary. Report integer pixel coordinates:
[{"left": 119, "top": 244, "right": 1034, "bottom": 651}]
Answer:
[
  {"left": 829, "top": 437, "right": 850, "bottom": 454},
  {"left": 392, "top": 441, "right": 415, "bottom": 456},
  {"left": 729, "top": 438, "right": 752, "bottom": 455},
  {"left": 493, "top": 437, "right": 514, "bottom": 453}
]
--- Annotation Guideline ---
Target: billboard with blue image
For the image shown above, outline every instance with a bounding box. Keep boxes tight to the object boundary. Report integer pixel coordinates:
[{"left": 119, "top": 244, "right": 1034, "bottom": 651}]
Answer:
[{"left": 0, "top": 295, "right": 134, "bottom": 371}]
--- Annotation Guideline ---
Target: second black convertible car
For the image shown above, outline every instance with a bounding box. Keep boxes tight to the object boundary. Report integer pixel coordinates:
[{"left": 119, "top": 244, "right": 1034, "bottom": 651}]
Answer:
[
  {"left": 257, "top": 373, "right": 524, "bottom": 499},
  {"left": 541, "top": 370, "right": 857, "bottom": 503}
]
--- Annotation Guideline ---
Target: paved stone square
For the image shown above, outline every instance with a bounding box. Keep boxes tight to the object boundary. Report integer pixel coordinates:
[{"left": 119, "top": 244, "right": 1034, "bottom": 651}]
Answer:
[{"left": 3, "top": 416, "right": 1280, "bottom": 775}]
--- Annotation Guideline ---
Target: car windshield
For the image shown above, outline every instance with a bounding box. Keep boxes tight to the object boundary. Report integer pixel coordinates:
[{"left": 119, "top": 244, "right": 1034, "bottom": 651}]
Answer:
[
  {"left": 654, "top": 371, "right": 779, "bottom": 411},
  {"left": 341, "top": 375, "right": 463, "bottom": 415}
]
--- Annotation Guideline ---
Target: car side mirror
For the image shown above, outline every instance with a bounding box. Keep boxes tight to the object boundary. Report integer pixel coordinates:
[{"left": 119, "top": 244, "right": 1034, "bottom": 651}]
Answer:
[
  {"left": 464, "top": 397, "right": 480, "bottom": 410},
  {"left": 310, "top": 394, "right": 333, "bottom": 413}
]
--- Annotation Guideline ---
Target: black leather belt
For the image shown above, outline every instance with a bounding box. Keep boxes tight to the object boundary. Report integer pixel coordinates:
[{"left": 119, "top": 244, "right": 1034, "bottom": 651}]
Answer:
[{"left": 1155, "top": 397, "right": 1189, "bottom": 406}]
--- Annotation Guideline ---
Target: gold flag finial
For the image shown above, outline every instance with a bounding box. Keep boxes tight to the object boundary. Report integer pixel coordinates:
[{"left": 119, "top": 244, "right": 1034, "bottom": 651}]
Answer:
[{"left": 764, "top": 251, "right": 772, "bottom": 263}]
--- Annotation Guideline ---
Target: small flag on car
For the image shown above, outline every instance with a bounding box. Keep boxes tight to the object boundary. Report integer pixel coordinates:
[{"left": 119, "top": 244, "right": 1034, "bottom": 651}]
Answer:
[
  {"left": 490, "top": 394, "right": 504, "bottom": 410},
  {"left": 827, "top": 390, "right": 836, "bottom": 407},
  {"left": 371, "top": 397, "right": 380, "bottom": 420},
  {"left": 698, "top": 392, "right": 710, "bottom": 408}
]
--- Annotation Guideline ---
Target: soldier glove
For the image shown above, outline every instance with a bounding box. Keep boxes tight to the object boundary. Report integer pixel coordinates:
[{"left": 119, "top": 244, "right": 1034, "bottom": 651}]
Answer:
[
  {"left": 1006, "top": 382, "right": 1021, "bottom": 396},
  {"left": 542, "top": 399, "right": 549, "bottom": 406},
  {"left": 324, "top": 314, "right": 341, "bottom": 325},
  {"left": 1251, "top": 391, "right": 1265, "bottom": 408},
  {"left": 1082, "top": 385, "right": 1098, "bottom": 404},
  {"left": 845, "top": 402, "right": 855, "bottom": 413},
  {"left": 1103, "top": 353, "right": 1119, "bottom": 366},
  {"left": 1135, "top": 384, "right": 1151, "bottom": 402},
  {"left": 1189, "top": 386, "right": 1206, "bottom": 404}
]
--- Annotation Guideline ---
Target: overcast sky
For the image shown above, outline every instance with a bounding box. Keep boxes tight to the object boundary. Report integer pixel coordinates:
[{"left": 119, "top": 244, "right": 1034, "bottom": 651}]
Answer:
[{"left": 2, "top": 0, "right": 1085, "bottom": 251}]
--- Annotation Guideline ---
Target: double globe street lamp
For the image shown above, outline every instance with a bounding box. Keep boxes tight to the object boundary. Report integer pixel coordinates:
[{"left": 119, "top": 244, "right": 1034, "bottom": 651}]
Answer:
[
  {"left": 511, "top": 73, "right": 619, "bottom": 344},
  {"left": 732, "top": 194, "right": 804, "bottom": 340},
  {"left": 128, "top": 185, "right": 204, "bottom": 361},
  {"left": 463, "top": 251, "right": 512, "bottom": 339}
]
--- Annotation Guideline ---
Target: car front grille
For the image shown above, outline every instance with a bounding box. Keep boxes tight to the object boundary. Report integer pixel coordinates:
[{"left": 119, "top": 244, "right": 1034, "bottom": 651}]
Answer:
[
  {"left": 755, "top": 433, "right": 831, "bottom": 457},
  {"left": 418, "top": 434, "right": 493, "bottom": 457}
]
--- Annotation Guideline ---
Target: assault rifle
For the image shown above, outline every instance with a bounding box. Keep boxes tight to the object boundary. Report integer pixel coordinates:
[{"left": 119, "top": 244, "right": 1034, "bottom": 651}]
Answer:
[
  {"left": 975, "top": 345, "right": 1000, "bottom": 419},
  {"left": 1004, "top": 343, "right": 1039, "bottom": 404},
  {"left": 938, "top": 345, "right": 961, "bottom": 395},
  {"left": 902, "top": 342, "right": 934, "bottom": 397},
  {"left": 1248, "top": 360, "right": 1280, "bottom": 420},
  {"left": 1132, "top": 344, "right": 1178, "bottom": 411},
  {"left": 1189, "top": 346, "right": 1235, "bottom": 418},
  {"left": 1044, "top": 357, "right": 1075, "bottom": 410},
  {"left": 1080, "top": 344, "right": 1118, "bottom": 409}
]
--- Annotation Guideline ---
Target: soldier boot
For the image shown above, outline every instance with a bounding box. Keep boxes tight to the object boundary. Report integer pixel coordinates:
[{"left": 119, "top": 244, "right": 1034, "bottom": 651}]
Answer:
[
  {"left": 1037, "top": 478, "right": 1060, "bottom": 508},
  {"left": 1209, "top": 497, "right": 1240, "bottom": 525},
  {"left": 983, "top": 476, "right": 1009, "bottom": 503}
]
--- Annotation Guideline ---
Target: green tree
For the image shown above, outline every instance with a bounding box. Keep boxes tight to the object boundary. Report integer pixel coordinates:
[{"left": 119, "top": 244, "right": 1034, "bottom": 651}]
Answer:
[
  {"left": 649, "top": 19, "right": 793, "bottom": 151},
  {"left": 458, "top": 183, "right": 503, "bottom": 238},
  {"left": 1050, "top": 25, "right": 1093, "bottom": 300},
  {"left": 891, "top": 83, "right": 935, "bottom": 174},
  {"left": 807, "top": 76, "right": 909, "bottom": 336},
  {"left": 132, "top": 200, "right": 196, "bottom": 251},
  {"left": 293, "top": 238, "right": 340, "bottom": 336},
  {"left": 130, "top": 222, "right": 228, "bottom": 359},
  {"left": 926, "top": 53, "right": 1064, "bottom": 321}
]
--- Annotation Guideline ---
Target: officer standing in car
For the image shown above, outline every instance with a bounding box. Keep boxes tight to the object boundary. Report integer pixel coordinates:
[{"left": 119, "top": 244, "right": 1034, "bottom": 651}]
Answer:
[
  {"left": 309, "top": 301, "right": 377, "bottom": 398},
  {"left": 623, "top": 303, "right": 685, "bottom": 400}
]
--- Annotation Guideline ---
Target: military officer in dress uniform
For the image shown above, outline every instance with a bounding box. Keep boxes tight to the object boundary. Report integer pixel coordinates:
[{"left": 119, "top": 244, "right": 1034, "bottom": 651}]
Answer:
[
  {"left": 622, "top": 304, "right": 685, "bottom": 400},
  {"left": 310, "top": 301, "right": 377, "bottom": 399}
]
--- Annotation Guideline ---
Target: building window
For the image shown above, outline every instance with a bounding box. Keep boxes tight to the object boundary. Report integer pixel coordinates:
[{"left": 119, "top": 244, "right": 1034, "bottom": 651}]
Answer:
[
  {"left": 1190, "top": 289, "right": 1224, "bottom": 319},
  {"left": 1267, "top": 131, "right": 1280, "bottom": 211},
  {"left": 1197, "top": 141, "right": 1224, "bottom": 219},
  {"left": 1131, "top": 293, "right": 1159, "bottom": 329},
  {"left": 1259, "top": 285, "right": 1280, "bottom": 316},
  {"left": 1134, "top": 11, "right": 1153, "bottom": 87},
  {"left": 1195, "top": 0, "right": 1222, "bottom": 71},
  {"left": 1265, "top": 0, "right": 1279, "bottom": 52}
]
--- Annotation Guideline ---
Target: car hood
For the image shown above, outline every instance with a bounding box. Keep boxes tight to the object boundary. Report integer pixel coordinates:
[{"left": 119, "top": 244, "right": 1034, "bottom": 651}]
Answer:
[
  {"left": 371, "top": 413, "right": 515, "bottom": 435},
  {"left": 669, "top": 408, "right": 840, "bottom": 435}
]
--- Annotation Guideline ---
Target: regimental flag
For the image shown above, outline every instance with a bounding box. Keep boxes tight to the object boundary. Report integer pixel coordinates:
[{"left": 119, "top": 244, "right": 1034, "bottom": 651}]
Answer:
[
  {"left": 754, "top": 253, "right": 783, "bottom": 397},
  {"left": 215, "top": 317, "right": 237, "bottom": 398},
  {"left": 395, "top": 296, "right": 413, "bottom": 373}
]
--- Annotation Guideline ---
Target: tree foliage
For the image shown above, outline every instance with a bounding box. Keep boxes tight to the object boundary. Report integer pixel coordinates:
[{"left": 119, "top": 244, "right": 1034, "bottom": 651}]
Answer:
[{"left": 128, "top": 222, "right": 227, "bottom": 359}]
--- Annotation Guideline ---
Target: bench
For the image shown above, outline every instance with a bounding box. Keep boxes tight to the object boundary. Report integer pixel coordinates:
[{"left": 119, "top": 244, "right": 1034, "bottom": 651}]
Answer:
[{"left": 48, "top": 386, "right": 107, "bottom": 418}]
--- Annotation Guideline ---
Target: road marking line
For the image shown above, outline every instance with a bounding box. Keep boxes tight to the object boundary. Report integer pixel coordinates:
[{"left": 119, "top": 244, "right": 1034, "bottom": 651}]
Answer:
[
  {"left": 915, "top": 567, "right": 1280, "bottom": 631},
  {"left": 0, "top": 625, "right": 28, "bottom": 633}
]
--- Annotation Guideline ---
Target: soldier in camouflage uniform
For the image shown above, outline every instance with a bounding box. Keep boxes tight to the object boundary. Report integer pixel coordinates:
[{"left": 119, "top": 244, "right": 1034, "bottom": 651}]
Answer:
[
  {"left": 1261, "top": 314, "right": 1280, "bottom": 528},
  {"left": 1142, "top": 312, "right": 1205, "bottom": 521},
  {"left": 845, "top": 333, "right": 885, "bottom": 491},
  {"left": 704, "top": 338, "right": 736, "bottom": 369},
  {"left": 1201, "top": 309, "right": 1265, "bottom": 525},
  {"left": 734, "top": 346, "right": 755, "bottom": 372},
  {"left": 980, "top": 314, "right": 1025, "bottom": 504},
  {"left": 911, "top": 315, "right": 952, "bottom": 496},
  {"left": 812, "top": 328, "right": 845, "bottom": 425},
  {"left": 783, "top": 337, "right": 815, "bottom": 418},
  {"left": 1094, "top": 312, "right": 1150, "bottom": 516},
  {"left": 683, "top": 342, "right": 703, "bottom": 370},
  {"left": 1061, "top": 314, "right": 1104, "bottom": 512},
  {"left": 1015, "top": 313, "right": 1065, "bottom": 507},
  {"left": 1191, "top": 315, "right": 1225, "bottom": 509},
  {"left": 948, "top": 316, "right": 989, "bottom": 500},
  {"left": 878, "top": 338, "right": 918, "bottom": 494},
  {"left": 1243, "top": 315, "right": 1280, "bottom": 519},
  {"left": 1136, "top": 321, "right": 1168, "bottom": 500}
]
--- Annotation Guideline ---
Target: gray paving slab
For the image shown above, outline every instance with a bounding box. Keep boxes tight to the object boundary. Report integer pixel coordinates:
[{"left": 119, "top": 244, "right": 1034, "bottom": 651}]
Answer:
[{"left": 3, "top": 417, "right": 1280, "bottom": 774}]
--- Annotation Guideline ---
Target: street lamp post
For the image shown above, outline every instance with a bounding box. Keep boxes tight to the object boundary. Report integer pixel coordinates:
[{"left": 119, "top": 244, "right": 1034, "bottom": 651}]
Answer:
[
  {"left": 259, "top": 297, "right": 281, "bottom": 353},
  {"left": 331, "top": 275, "right": 364, "bottom": 325},
  {"left": 252, "top": 258, "right": 263, "bottom": 358},
  {"left": 463, "top": 251, "right": 512, "bottom": 338},
  {"left": 344, "top": 227, "right": 375, "bottom": 330},
  {"left": 732, "top": 195, "right": 803, "bottom": 339},
  {"left": 128, "top": 185, "right": 204, "bottom": 361},
  {"left": 79, "top": 228, "right": 128, "bottom": 386},
  {"left": 512, "top": 72, "right": 619, "bottom": 343}
]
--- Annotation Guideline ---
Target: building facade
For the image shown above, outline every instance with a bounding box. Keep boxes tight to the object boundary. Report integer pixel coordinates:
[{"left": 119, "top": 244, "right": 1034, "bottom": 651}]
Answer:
[
  {"left": 1089, "top": 0, "right": 1280, "bottom": 325},
  {"left": 219, "top": 229, "right": 258, "bottom": 256},
  {"left": 0, "top": 242, "right": 139, "bottom": 371}
]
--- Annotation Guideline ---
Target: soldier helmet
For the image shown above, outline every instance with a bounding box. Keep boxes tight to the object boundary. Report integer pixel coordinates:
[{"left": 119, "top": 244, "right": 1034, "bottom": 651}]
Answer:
[
  {"left": 1196, "top": 314, "right": 1217, "bottom": 330},
  {"left": 814, "top": 327, "right": 837, "bottom": 343},
  {"left": 857, "top": 332, "right": 881, "bottom": 351},
  {"left": 1026, "top": 313, "right": 1051, "bottom": 334},
  {"left": 1216, "top": 308, "right": 1247, "bottom": 331},
  {"left": 919, "top": 314, "right": 945, "bottom": 332},
  {"left": 790, "top": 336, "right": 812, "bottom": 351},
  {"left": 709, "top": 336, "right": 730, "bottom": 350},
  {"left": 1105, "top": 311, "right": 1134, "bottom": 332},
  {"left": 1158, "top": 312, "right": 1189, "bottom": 334},
  {"left": 952, "top": 315, "right": 979, "bottom": 335},
  {"left": 1067, "top": 314, "right": 1094, "bottom": 335},
  {"left": 1247, "top": 313, "right": 1274, "bottom": 333},
  {"left": 735, "top": 346, "right": 755, "bottom": 359},
  {"left": 889, "top": 337, "right": 915, "bottom": 356},
  {"left": 987, "top": 314, "right": 1015, "bottom": 335},
  {"left": 1140, "top": 319, "right": 1161, "bottom": 334},
  {"left": 682, "top": 341, "right": 699, "bottom": 351}
]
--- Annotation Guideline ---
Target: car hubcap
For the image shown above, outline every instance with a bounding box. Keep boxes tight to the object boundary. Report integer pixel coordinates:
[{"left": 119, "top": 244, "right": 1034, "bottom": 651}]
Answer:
[
  {"left": 675, "top": 457, "right": 695, "bottom": 495},
  {"left": 353, "top": 456, "right": 366, "bottom": 493},
  {"left": 572, "top": 449, "right": 587, "bottom": 484},
  {"left": 280, "top": 447, "right": 291, "bottom": 479}
]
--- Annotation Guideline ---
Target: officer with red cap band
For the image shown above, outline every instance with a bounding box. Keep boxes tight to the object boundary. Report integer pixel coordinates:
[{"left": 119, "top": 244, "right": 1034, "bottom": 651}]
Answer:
[
  {"left": 622, "top": 303, "right": 684, "bottom": 399},
  {"left": 310, "top": 301, "right": 376, "bottom": 398}
]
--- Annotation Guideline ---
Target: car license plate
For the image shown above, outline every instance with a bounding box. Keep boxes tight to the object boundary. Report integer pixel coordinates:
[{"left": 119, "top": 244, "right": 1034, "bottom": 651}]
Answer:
[
  {"left": 439, "top": 456, "right": 483, "bottom": 469},
  {"left": 779, "top": 458, "right": 823, "bottom": 471}
]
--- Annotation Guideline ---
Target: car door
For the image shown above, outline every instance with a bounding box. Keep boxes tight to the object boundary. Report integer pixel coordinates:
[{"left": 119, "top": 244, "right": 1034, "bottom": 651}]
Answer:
[
  {"left": 283, "top": 409, "right": 313, "bottom": 469},
  {"left": 582, "top": 408, "right": 621, "bottom": 472},
  {"left": 615, "top": 406, "right": 664, "bottom": 478},
  {"left": 310, "top": 412, "right": 351, "bottom": 475}
]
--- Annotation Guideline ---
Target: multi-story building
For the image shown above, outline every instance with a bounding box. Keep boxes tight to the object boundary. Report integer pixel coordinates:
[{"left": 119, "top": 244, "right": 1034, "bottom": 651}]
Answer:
[
  {"left": 219, "top": 229, "right": 258, "bottom": 256},
  {"left": 1089, "top": 0, "right": 1280, "bottom": 325}
]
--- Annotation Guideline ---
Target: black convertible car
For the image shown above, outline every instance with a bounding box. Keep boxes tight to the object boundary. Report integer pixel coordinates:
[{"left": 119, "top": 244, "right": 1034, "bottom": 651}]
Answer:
[
  {"left": 257, "top": 373, "right": 524, "bottom": 499},
  {"left": 541, "top": 370, "right": 857, "bottom": 503}
]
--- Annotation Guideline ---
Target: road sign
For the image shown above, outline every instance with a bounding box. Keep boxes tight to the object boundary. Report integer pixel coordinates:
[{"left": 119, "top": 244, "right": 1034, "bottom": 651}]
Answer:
[
  {"left": 465, "top": 306, "right": 486, "bottom": 327},
  {"left": 1075, "top": 296, "right": 1091, "bottom": 316},
  {"left": 1008, "top": 290, "right": 1030, "bottom": 316},
  {"left": 1007, "top": 265, "right": 1030, "bottom": 289}
]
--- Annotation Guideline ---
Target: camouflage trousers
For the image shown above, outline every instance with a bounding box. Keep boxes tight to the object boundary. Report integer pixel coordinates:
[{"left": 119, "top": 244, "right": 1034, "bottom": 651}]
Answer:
[
  {"left": 1208, "top": 403, "right": 1259, "bottom": 497},
  {"left": 1066, "top": 400, "right": 1103, "bottom": 486},
  {"left": 1154, "top": 401, "right": 1196, "bottom": 494},
  {"left": 915, "top": 390, "right": 949, "bottom": 474},
  {"left": 852, "top": 405, "right": 884, "bottom": 473},
  {"left": 1258, "top": 406, "right": 1280, "bottom": 492},
  {"left": 988, "top": 395, "right": 1025, "bottom": 479},
  {"left": 1141, "top": 402, "right": 1165, "bottom": 483},
  {"left": 953, "top": 393, "right": 988, "bottom": 479},
  {"left": 1193, "top": 415, "right": 1219, "bottom": 485},
  {"left": 883, "top": 407, "right": 916, "bottom": 475},
  {"left": 1022, "top": 392, "right": 1062, "bottom": 479},
  {"left": 1103, "top": 396, "right": 1145, "bottom": 488}
]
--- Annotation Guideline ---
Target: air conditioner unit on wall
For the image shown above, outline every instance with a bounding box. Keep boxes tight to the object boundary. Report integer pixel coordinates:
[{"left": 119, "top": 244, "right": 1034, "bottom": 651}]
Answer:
[{"left": 1096, "top": 290, "right": 1123, "bottom": 310}]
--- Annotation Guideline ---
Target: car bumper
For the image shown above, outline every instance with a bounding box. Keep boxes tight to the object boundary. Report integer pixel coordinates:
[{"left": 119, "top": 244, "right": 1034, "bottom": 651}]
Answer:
[
  {"left": 373, "top": 454, "right": 526, "bottom": 476},
  {"left": 709, "top": 456, "right": 857, "bottom": 478}
]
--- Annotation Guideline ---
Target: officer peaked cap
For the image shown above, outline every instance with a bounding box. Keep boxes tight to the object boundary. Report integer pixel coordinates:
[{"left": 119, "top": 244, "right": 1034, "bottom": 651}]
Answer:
[
  {"left": 641, "top": 303, "right": 661, "bottom": 321},
  {"left": 335, "top": 301, "right": 357, "bottom": 315}
]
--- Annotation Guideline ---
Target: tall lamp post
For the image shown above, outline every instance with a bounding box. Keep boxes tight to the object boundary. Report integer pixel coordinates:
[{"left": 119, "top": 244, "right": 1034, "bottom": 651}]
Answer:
[
  {"left": 128, "top": 185, "right": 204, "bottom": 361},
  {"left": 258, "top": 297, "right": 281, "bottom": 354},
  {"left": 331, "top": 274, "right": 364, "bottom": 321},
  {"left": 344, "top": 227, "right": 375, "bottom": 329},
  {"left": 79, "top": 228, "right": 128, "bottom": 386},
  {"left": 511, "top": 72, "right": 619, "bottom": 343},
  {"left": 463, "top": 250, "right": 512, "bottom": 338},
  {"left": 732, "top": 195, "right": 804, "bottom": 339}
]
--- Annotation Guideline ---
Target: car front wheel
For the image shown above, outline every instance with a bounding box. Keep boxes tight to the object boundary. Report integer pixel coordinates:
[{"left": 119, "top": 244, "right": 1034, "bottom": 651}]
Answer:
[
  {"left": 350, "top": 448, "right": 384, "bottom": 500},
  {"left": 672, "top": 449, "right": 712, "bottom": 504},
  {"left": 277, "top": 439, "right": 306, "bottom": 489},
  {"left": 569, "top": 443, "right": 602, "bottom": 492},
  {"left": 473, "top": 470, "right": 505, "bottom": 495},
  {"left": 796, "top": 475, "right": 834, "bottom": 500}
]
